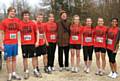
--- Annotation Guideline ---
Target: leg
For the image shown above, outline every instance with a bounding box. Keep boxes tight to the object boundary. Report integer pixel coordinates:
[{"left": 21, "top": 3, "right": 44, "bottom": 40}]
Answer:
[
  {"left": 83, "top": 46, "right": 88, "bottom": 67},
  {"left": 95, "top": 52, "right": 101, "bottom": 71},
  {"left": 23, "top": 58, "right": 28, "bottom": 72},
  {"left": 32, "top": 57, "right": 37, "bottom": 69},
  {"left": 43, "top": 54, "right": 48, "bottom": 67},
  {"left": 64, "top": 46, "right": 69, "bottom": 67},
  {"left": 6, "top": 57, "right": 12, "bottom": 80},
  {"left": 70, "top": 49, "right": 75, "bottom": 67},
  {"left": 51, "top": 43, "right": 56, "bottom": 67},
  {"left": 12, "top": 56, "right": 16, "bottom": 74},
  {"left": 6, "top": 57, "right": 12, "bottom": 74},
  {"left": 76, "top": 49, "right": 80, "bottom": 67},
  {"left": 88, "top": 46, "right": 93, "bottom": 68},
  {"left": 47, "top": 44, "right": 52, "bottom": 67},
  {"left": 58, "top": 46, "right": 63, "bottom": 67},
  {"left": 101, "top": 53, "right": 106, "bottom": 71}
]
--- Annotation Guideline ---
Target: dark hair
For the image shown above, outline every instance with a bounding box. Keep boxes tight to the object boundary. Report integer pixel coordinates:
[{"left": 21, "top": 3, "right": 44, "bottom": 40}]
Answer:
[
  {"left": 111, "top": 18, "right": 119, "bottom": 26},
  {"left": 7, "top": 7, "right": 16, "bottom": 14},
  {"left": 59, "top": 10, "right": 67, "bottom": 17},
  {"left": 111, "top": 18, "right": 118, "bottom": 22},
  {"left": 36, "top": 12, "right": 44, "bottom": 17},
  {"left": 21, "top": 10, "right": 30, "bottom": 17}
]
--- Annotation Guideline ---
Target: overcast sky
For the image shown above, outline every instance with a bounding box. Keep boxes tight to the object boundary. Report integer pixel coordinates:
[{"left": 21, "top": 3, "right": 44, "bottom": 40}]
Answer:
[{"left": 0, "top": 0, "right": 42, "bottom": 9}]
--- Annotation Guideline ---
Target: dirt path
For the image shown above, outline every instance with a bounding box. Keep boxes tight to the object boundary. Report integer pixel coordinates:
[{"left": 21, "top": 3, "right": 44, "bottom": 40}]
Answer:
[{"left": 0, "top": 46, "right": 120, "bottom": 81}]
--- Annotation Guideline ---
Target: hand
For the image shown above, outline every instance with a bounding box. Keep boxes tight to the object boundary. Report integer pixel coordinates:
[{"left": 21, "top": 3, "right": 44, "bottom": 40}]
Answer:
[
  {"left": 46, "top": 42, "right": 49, "bottom": 46},
  {"left": 35, "top": 42, "right": 39, "bottom": 47},
  {"left": 0, "top": 45, "right": 4, "bottom": 51},
  {"left": 113, "top": 47, "right": 119, "bottom": 53}
]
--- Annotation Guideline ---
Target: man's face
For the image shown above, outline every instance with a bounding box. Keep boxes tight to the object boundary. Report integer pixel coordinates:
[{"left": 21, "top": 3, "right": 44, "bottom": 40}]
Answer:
[
  {"left": 23, "top": 13, "right": 30, "bottom": 21},
  {"left": 61, "top": 13, "right": 67, "bottom": 20},
  {"left": 8, "top": 9, "right": 16, "bottom": 18},
  {"left": 36, "top": 15, "right": 43, "bottom": 22}
]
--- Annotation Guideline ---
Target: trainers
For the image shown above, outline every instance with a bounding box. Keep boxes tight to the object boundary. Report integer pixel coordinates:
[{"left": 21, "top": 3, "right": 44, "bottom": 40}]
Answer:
[
  {"left": 36, "top": 67, "right": 40, "bottom": 72},
  {"left": 12, "top": 74, "right": 21, "bottom": 80},
  {"left": 111, "top": 72, "right": 118, "bottom": 79},
  {"left": 65, "top": 67, "right": 69, "bottom": 71},
  {"left": 7, "top": 74, "right": 12, "bottom": 81},
  {"left": 74, "top": 67, "right": 79, "bottom": 73},
  {"left": 86, "top": 68, "right": 90, "bottom": 73},
  {"left": 59, "top": 67, "right": 64, "bottom": 72},
  {"left": 51, "top": 67, "right": 55, "bottom": 71},
  {"left": 44, "top": 66, "right": 48, "bottom": 73},
  {"left": 34, "top": 70, "right": 40, "bottom": 77},
  {"left": 108, "top": 72, "right": 113, "bottom": 77},
  {"left": 71, "top": 67, "right": 75, "bottom": 73},
  {"left": 24, "top": 72, "right": 29, "bottom": 80},
  {"left": 99, "top": 71, "right": 104, "bottom": 76},
  {"left": 47, "top": 66, "right": 52, "bottom": 74},
  {"left": 95, "top": 70, "right": 100, "bottom": 75}
]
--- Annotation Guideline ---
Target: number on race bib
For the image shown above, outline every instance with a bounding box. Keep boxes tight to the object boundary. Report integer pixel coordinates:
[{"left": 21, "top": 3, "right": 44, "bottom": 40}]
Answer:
[
  {"left": 24, "top": 35, "right": 31, "bottom": 40},
  {"left": 50, "top": 35, "right": 56, "bottom": 40},
  {"left": 10, "top": 34, "right": 16, "bottom": 39},
  {"left": 96, "top": 37, "right": 103, "bottom": 43},
  {"left": 72, "top": 36, "right": 78, "bottom": 40},
  {"left": 85, "top": 37, "right": 92, "bottom": 42},
  {"left": 107, "top": 39, "right": 113, "bottom": 45},
  {"left": 39, "top": 34, "right": 44, "bottom": 39}
]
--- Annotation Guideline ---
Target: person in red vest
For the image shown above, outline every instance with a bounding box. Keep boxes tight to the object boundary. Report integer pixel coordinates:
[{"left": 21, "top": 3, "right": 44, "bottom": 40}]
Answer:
[
  {"left": 82, "top": 18, "right": 94, "bottom": 73},
  {"left": 46, "top": 13, "right": 58, "bottom": 74},
  {"left": 19, "top": 10, "right": 40, "bottom": 79},
  {"left": 69, "top": 15, "right": 82, "bottom": 73},
  {"left": 35, "top": 13, "right": 48, "bottom": 74},
  {"left": 107, "top": 18, "right": 120, "bottom": 79},
  {"left": 94, "top": 18, "right": 108, "bottom": 76},
  {"left": 0, "top": 7, "right": 21, "bottom": 81}
]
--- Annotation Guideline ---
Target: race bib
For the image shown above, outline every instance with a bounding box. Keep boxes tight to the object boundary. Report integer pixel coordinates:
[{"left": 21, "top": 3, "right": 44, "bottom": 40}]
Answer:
[
  {"left": 39, "top": 34, "right": 44, "bottom": 39},
  {"left": 85, "top": 37, "right": 92, "bottom": 42},
  {"left": 24, "top": 35, "right": 31, "bottom": 40},
  {"left": 72, "top": 36, "right": 78, "bottom": 40},
  {"left": 50, "top": 34, "right": 56, "bottom": 40},
  {"left": 96, "top": 37, "right": 103, "bottom": 43},
  {"left": 10, "top": 34, "right": 16, "bottom": 39},
  {"left": 107, "top": 39, "right": 113, "bottom": 45}
]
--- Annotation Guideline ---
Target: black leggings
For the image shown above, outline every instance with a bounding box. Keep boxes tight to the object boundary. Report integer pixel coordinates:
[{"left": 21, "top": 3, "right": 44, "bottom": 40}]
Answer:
[
  {"left": 83, "top": 46, "right": 93, "bottom": 61},
  {"left": 107, "top": 49, "right": 116, "bottom": 63},
  {"left": 58, "top": 46, "right": 69, "bottom": 67},
  {"left": 47, "top": 43, "right": 56, "bottom": 67}
]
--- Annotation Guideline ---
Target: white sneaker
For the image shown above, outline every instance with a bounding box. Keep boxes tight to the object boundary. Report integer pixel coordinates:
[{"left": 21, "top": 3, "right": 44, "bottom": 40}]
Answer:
[
  {"left": 95, "top": 71, "right": 100, "bottom": 75},
  {"left": 52, "top": 67, "right": 55, "bottom": 71},
  {"left": 75, "top": 67, "right": 79, "bottom": 73},
  {"left": 34, "top": 70, "right": 40, "bottom": 77},
  {"left": 108, "top": 72, "right": 113, "bottom": 77},
  {"left": 59, "top": 67, "right": 64, "bottom": 72},
  {"left": 48, "top": 66, "right": 52, "bottom": 74},
  {"left": 12, "top": 74, "right": 21, "bottom": 80},
  {"left": 111, "top": 72, "right": 118, "bottom": 79},
  {"left": 7, "top": 74, "right": 12, "bottom": 81},
  {"left": 86, "top": 68, "right": 90, "bottom": 73},
  {"left": 71, "top": 67, "right": 75, "bottom": 72},
  {"left": 65, "top": 67, "right": 70, "bottom": 71}
]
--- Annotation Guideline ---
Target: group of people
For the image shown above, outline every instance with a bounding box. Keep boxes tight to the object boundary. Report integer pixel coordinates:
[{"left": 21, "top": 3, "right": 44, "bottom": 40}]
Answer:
[{"left": 0, "top": 7, "right": 120, "bottom": 81}]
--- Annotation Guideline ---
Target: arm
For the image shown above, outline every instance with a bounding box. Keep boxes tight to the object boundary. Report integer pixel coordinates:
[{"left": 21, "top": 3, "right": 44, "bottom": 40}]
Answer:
[
  {"left": 114, "top": 29, "right": 120, "bottom": 53},
  {"left": 44, "top": 32, "right": 49, "bottom": 46},
  {"left": 0, "top": 30, "right": 4, "bottom": 51},
  {"left": 35, "top": 29, "right": 39, "bottom": 47}
]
